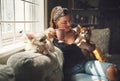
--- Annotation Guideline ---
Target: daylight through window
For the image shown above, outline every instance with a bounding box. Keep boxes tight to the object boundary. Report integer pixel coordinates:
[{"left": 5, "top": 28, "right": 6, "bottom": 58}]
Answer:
[{"left": 0, "top": 0, "right": 41, "bottom": 47}]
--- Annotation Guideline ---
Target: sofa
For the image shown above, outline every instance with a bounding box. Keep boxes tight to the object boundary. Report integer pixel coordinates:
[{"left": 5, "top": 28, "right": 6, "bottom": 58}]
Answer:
[{"left": 0, "top": 28, "right": 114, "bottom": 81}]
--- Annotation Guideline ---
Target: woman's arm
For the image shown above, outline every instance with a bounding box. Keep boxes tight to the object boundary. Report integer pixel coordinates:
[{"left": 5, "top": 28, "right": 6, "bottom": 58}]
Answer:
[{"left": 79, "top": 41, "right": 96, "bottom": 52}]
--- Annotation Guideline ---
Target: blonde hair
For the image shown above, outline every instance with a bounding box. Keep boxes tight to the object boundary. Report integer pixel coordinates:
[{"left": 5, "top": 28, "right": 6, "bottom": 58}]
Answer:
[{"left": 49, "top": 6, "right": 69, "bottom": 28}]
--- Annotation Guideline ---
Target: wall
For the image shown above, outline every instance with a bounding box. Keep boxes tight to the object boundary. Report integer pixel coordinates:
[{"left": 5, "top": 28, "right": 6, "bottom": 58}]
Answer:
[
  {"left": 99, "top": 0, "right": 120, "bottom": 54},
  {"left": 99, "top": 10, "right": 120, "bottom": 54}
]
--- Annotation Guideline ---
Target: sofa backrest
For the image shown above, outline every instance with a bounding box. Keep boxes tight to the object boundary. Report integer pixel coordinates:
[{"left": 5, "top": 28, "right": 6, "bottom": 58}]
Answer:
[{"left": 91, "top": 28, "right": 110, "bottom": 55}]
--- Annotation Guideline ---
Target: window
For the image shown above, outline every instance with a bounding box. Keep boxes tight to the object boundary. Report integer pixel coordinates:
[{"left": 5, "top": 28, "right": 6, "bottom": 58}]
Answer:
[{"left": 0, "top": 0, "right": 46, "bottom": 55}]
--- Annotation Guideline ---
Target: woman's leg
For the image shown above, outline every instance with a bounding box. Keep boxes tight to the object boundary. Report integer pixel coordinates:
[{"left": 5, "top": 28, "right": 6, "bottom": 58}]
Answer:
[
  {"left": 85, "top": 60, "right": 120, "bottom": 80},
  {"left": 71, "top": 73, "right": 108, "bottom": 81},
  {"left": 106, "top": 65, "right": 120, "bottom": 81},
  {"left": 64, "top": 60, "right": 108, "bottom": 81}
]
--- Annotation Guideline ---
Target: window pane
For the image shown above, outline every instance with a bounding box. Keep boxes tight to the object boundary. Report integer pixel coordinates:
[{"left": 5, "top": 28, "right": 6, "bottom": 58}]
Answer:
[
  {"left": 34, "top": 0, "right": 39, "bottom": 4},
  {"left": 3, "top": 0, "right": 14, "bottom": 21},
  {"left": 1, "top": 23, "right": 14, "bottom": 46},
  {"left": 25, "top": 23, "right": 32, "bottom": 32},
  {"left": 0, "top": 0, "right": 43, "bottom": 47},
  {"left": 15, "top": 0, "right": 24, "bottom": 21},
  {"left": 15, "top": 23, "right": 24, "bottom": 32},
  {"left": 0, "top": 24, "right": 2, "bottom": 47},
  {"left": 26, "top": 0, "right": 32, "bottom": 2},
  {"left": 15, "top": 23, "right": 24, "bottom": 42},
  {"left": 25, "top": 2, "right": 32, "bottom": 21},
  {"left": 2, "top": 23, "right": 14, "bottom": 32}
]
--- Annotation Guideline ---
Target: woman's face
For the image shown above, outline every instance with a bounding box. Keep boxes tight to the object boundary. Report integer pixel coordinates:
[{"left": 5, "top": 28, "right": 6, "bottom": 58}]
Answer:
[{"left": 55, "top": 15, "right": 72, "bottom": 32}]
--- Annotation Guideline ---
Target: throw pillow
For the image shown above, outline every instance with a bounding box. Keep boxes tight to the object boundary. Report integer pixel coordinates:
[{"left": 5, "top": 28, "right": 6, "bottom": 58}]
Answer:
[{"left": 91, "top": 28, "right": 110, "bottom": 54}]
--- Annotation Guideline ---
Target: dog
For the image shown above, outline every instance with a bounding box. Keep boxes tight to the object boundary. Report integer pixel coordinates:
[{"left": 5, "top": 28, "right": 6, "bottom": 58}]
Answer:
[
  {"left": 8, "top": 32, "right": 64, "bottom": 81},
  {"left": 73, "top": 25, "right": 93, "bottom": 45},
  {"left": 73, "top": 25, "right": 108, "bottom": 61},
  {"left": 25, "top": 32, "right": 64, "bottom": 80},
  {"left": 24, "top": 32, "right": 55, "bottom": 54},
  {"left": 73, "top": 25, "right": 96, "bottom": 59},
  {"left": 25, "top": 32, "right": 63, "bottom": 64}
]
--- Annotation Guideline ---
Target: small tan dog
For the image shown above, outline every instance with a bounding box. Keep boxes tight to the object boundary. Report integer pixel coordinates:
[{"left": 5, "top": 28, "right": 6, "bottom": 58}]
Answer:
[
  {"left": 73, "top": 25, "right": 93, "bottom": 46},
  {"left": 12, "top": 32, "right": 64, "bottom": 81},
  {"left": 73, "top": 25, "right": 108, "bottom": 61},
  {"left": 73, "top": 25, "right": 95, "bottom": 59}
]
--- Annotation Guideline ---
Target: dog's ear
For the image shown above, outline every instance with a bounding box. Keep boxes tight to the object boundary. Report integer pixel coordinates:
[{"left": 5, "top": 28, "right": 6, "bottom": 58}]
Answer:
[
  {"left": 73, "top": 24, "right": 82, "bottom": 34},
  {"left": 77, "top": 24, "right": 82, "bottom": 29},
  {"left": 26, "top": 33, "right": 35, "bottom": 41},
  {"left": 21, "top": 33, "right": 35, "bottom": 43}
]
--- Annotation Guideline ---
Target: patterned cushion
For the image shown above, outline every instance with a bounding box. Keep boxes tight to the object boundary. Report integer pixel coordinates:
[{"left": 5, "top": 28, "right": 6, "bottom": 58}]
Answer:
[{"left": 91, "top": 28, "right": 110, "bottom": 54}]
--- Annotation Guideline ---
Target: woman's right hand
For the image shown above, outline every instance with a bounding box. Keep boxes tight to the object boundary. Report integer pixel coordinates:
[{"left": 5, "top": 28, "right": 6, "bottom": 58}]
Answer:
[{"left": 45, "top": 28, "right": 56, "bottom": 39}]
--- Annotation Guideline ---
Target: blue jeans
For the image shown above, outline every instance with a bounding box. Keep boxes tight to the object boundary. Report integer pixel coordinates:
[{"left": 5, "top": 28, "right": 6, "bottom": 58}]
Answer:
[{"left": 65, "top": 60, "right": 114, "bottom": 81}]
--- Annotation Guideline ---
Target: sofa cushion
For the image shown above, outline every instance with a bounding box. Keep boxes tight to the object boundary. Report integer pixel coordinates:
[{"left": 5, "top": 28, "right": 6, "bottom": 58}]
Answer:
[
  {"left": 0, "top": 64, "right": 14, "bottom": 81},
  {"left": 7, "top": 52, "right": 62, "bottom": 81},
  {"left": 91, "top": 28, "right": 110, "bottom": 54},
  {"left": 7, "top": 52, "right": 50, "bottom": 81}
]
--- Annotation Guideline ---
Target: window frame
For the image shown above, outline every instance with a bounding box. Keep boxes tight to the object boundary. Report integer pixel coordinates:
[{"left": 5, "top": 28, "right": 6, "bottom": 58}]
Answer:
[{"left": 0, "top": 0, "right": 47, "bottom": 55}]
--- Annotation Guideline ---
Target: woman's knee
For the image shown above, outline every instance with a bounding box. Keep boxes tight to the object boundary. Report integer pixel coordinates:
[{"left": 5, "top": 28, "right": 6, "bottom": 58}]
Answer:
[
  {"left": 106, "top": 65, "right": 120, "bottom": 81},
  {"left": 85, "top": 60, "right": 111, "bottom": 76}
]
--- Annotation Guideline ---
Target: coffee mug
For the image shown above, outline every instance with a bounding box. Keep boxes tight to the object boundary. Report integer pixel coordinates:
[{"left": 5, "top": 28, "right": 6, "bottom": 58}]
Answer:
[{"left": 56, "top": 28, "right": 65, "bottom": 43}]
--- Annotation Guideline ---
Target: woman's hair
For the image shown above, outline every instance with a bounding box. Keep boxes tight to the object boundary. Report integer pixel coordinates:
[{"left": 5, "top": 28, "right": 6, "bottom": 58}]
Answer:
[{"left": 50, "top": 6, "right": 69, "bottom": 28}]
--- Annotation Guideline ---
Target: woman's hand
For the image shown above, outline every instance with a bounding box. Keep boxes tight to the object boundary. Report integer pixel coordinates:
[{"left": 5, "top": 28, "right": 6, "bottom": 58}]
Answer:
[
  {"left": 79, "top": 41, "right": 96, "bottom": 52},
  {"left": 45, "top": 28, "right": 56, "bottom": 39}
]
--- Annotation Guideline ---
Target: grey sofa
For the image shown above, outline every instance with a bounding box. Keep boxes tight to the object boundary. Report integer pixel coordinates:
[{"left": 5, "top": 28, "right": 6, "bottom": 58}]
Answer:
[{"left": 0, "top": 28, "right": 112, "bottom": 81}]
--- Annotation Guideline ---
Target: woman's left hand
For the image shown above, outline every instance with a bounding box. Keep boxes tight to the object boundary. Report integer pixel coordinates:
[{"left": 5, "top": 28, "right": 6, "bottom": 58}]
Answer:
[{"left": 79, "top": 41, "right": 96, "bottom": 52}]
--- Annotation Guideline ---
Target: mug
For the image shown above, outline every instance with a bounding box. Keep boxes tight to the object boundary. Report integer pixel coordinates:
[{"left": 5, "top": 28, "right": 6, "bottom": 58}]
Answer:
[{"left": 56, "top": 28, "right": 65, "bottom": 43}]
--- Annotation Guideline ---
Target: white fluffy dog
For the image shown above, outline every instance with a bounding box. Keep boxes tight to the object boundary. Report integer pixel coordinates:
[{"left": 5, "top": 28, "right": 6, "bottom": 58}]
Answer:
[
  {"left": 7, "top": 32, "right": 64, "bottom": 81},
  {"left": 25, "top": 32, "right": 64, "bottom": 81},
  {"left": 24, "top": 32, "right": 55, "bottom": 54},
  {"left": 24, "top": 32, "right": 64, "bottom": 68}
]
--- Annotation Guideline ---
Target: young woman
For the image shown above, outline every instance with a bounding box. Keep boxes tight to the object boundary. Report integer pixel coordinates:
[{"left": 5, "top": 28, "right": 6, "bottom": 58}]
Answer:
[{"left": 45, "top": 6, "right": 120, "bottom": 81}]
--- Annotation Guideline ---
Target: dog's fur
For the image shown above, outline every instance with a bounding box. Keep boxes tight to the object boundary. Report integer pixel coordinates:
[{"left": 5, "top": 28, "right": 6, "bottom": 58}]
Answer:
[
  {"left": 12, "top": 32, "right": 64, "bottom": 81},
  {"left": 73, "top": 25, "right": 93, "bottom": 45}
]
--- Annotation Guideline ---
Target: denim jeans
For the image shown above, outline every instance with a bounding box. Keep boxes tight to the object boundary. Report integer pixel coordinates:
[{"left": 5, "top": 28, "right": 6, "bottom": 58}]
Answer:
[
  {"left": 72, "top": 73, "right": 108, "bottom": 81},
  {"left": 65, "top": 60, "right": 113, "bottom": 81}
]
